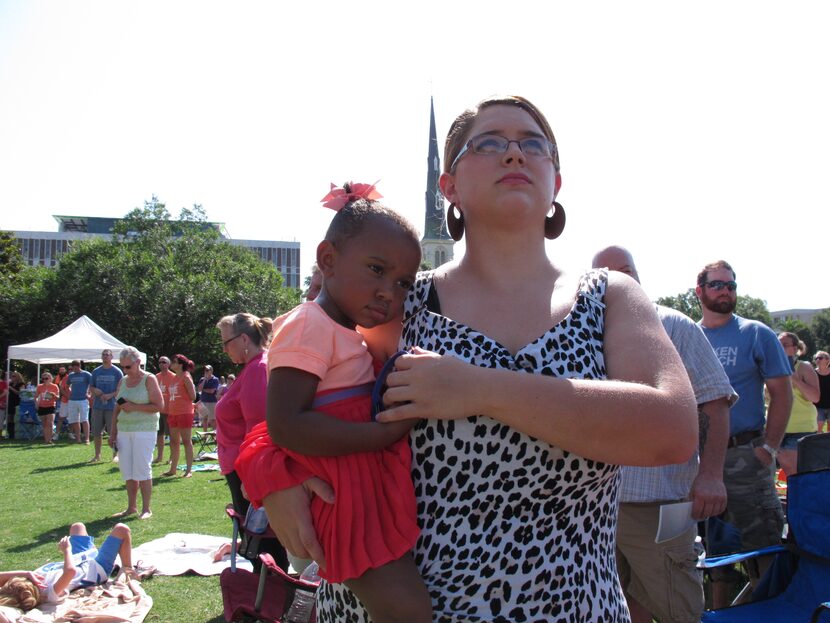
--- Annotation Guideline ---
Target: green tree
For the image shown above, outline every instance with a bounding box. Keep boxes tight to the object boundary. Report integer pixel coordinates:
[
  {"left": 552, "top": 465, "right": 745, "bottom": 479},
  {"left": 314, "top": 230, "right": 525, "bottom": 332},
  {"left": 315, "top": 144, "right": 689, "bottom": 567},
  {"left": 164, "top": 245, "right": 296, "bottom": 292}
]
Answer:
[
  {"left": 656, "top": 289, "right": 702, "bottom": 321},
  {"left": 4, "top": 199, "right": 300, "bottom": 375},
  {"left": 812, "top": 309, "right": 830, "bottom": 354},
  {"left": 774, "top": 318, "right": 816, "bottom": 358},
  {"left": 0, "top": 231, "right": 25, "bottom": 278},
  {"left": 656, "top": 289, "right": 773, "bottom": 326}
]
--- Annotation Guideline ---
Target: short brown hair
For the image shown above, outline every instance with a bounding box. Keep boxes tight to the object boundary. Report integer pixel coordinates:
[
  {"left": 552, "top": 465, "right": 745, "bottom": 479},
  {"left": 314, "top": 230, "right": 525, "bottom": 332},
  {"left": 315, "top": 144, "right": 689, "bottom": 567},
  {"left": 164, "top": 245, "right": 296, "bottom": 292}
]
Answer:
[{"left": 697, "top": 260, "right": 736, "bottom": 287}]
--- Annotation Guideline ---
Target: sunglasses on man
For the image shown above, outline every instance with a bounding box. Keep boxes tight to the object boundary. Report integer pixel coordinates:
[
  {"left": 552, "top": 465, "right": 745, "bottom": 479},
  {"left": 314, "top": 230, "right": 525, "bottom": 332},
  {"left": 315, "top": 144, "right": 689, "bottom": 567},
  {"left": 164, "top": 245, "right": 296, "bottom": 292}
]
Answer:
[{"left": 704, "top": 280, "right": 737, "bottom": 292}]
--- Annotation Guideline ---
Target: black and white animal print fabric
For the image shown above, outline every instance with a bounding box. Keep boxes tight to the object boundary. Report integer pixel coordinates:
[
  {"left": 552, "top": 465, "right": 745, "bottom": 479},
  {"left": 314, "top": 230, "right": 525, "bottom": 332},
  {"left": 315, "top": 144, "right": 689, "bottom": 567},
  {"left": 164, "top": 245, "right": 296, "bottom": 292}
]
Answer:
[{"left": 317, "top": 269, "right": 629, "bottom": 622}]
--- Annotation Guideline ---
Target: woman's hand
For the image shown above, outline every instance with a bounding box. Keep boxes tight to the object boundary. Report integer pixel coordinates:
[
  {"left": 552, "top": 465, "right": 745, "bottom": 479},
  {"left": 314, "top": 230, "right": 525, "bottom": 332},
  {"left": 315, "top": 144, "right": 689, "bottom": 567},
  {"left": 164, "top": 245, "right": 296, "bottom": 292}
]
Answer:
[
  {"left": 261, "top": 478, "right": 334, "bottom": 569},
  {"left": 378, "top": 348, "right": 478, "bottom": 422}
]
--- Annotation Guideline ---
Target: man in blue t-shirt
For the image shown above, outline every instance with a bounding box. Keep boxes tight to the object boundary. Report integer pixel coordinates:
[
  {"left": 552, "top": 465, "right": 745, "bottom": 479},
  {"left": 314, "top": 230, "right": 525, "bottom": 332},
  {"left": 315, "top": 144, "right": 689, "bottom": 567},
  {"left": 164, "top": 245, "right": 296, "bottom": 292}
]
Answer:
[
  {"left": 196, "top": 365, "right": 219, "bottom": 431},
  {"left": 696, "top": 260, "right": 792, "bottom": 607},
  {"left": 89, "top": 349, "right": 123, "bottom": 463},
  {"left": 66, "top": 360, "right": 93, "bottom": 444}
]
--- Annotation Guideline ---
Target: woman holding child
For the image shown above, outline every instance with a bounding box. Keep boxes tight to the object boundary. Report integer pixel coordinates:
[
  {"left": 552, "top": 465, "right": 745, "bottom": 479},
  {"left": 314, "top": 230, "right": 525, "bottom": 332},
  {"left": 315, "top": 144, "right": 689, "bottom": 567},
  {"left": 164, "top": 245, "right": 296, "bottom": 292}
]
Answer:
[{"left": 268, "top": 96, "right": 697, "bottom": 621}]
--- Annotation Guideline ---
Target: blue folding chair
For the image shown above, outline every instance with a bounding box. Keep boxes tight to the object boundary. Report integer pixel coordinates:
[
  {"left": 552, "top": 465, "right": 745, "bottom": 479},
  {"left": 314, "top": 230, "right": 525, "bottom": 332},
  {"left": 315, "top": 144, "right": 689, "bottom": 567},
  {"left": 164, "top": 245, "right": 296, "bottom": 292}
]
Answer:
[
  {"left": 701, "top": 468, "right": 830, "bottom": 621},
  {"left": 17, "top": 402, "right": 41, "bottom": 440}
]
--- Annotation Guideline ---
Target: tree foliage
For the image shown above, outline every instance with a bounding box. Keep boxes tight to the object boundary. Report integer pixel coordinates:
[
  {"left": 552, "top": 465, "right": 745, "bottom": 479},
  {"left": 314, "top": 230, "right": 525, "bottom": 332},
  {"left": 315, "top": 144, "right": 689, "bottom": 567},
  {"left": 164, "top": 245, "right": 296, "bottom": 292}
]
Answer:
[
  {"left": 0, "top": 231, "right": 25, "bottom": 278},
  {"left": 656, "top": 288, "right": 773, "bottom": 326},
  {"left": 2, "top": 199, "right": 300, "bottom": 375},
  {"left": 811, "top": 308, "right": 830, "bottom": 355},
  {"left": 774, "top": 318, "right": 816, "bottom": 358}
]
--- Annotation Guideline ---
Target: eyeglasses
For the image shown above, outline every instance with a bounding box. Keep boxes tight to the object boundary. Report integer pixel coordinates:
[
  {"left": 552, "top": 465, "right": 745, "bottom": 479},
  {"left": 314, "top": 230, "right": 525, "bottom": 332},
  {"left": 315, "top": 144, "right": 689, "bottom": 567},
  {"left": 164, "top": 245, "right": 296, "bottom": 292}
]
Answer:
[
  {"left": 222, "top": 334, "right": 242, "bottom": 347},
  {"left": 159, "top": 360, "right": 170, "bottom": 365},
  {"left": 102, "top": 353, "right": 112, "bottom": 358},
  {"left": 704, "top": 280, "right": 737, "bottom": 292},
  {"left": 122, "top": 365, "right": 132, "bottom": 370},
  {"left": 451, "top": 133, "right": 557, "bottom": 171},
  {"left": 816, "top": 355, "right": 829, "bottom": 361}
]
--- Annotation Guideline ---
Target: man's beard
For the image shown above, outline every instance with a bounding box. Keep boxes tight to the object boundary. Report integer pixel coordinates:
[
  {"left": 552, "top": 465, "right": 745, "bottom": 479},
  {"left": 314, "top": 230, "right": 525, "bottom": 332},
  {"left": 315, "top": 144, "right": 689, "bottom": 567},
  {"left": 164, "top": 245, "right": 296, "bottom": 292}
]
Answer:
[{"left": 701, "top": 292, "right": 736, "bottom": 315}]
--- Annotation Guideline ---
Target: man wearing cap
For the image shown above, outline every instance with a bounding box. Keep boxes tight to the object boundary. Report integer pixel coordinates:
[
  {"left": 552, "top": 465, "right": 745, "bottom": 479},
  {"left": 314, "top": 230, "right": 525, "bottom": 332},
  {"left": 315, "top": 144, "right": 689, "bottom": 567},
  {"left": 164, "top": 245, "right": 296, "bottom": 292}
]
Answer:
[
  {"left": 196, "top": 365, "right": 219, "bottom": 431},
  {"left": 696, "top": 259, "right": 792, "bottom": 606},
  {"left": 593, "top": 246, "right": 736, "bottom": 622},
  {"left": 66, "top": 361, "right": 93, "bottom": 444},
  {"left": 89, "top": 350, "right": 123, "bottom": 462}
]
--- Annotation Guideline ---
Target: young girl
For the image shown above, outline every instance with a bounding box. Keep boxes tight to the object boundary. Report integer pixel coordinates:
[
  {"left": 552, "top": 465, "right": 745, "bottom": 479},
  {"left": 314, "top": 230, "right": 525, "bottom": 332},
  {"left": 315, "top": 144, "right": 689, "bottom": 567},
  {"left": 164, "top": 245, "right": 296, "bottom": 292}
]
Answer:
[
  {"left": 235, "top": 183, "right": 432, "bottom": 622},
  {"left": 0, "top": 522, "right": 135, "bottom": 611}
]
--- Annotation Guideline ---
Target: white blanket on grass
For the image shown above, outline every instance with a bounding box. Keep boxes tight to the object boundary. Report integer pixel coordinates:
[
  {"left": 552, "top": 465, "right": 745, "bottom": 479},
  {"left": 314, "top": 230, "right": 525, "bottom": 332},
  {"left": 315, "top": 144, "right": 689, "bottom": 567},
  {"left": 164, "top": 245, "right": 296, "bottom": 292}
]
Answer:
[{"left": 130, "top": 533, "right": 252, "bottom": 576}]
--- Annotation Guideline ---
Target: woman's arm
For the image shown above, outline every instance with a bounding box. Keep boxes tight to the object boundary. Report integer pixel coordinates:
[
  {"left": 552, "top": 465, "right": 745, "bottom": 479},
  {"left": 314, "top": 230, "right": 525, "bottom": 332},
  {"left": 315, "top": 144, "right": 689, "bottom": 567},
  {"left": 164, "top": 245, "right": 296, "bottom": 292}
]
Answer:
[
  {"left": 267, "top": 367, "right": 416, "bottom": 456},
  {"left": 184, "top": 374, "right": 197, "bottom": 402},
  {"left": 380, "top": 273, "right": 698, "bottom": 466},
  {"left": 793, "top": 360, "right": 820, "bottom": 403},
  {"left": 120, "top": 376, "right": 164, "bottom": 413}
]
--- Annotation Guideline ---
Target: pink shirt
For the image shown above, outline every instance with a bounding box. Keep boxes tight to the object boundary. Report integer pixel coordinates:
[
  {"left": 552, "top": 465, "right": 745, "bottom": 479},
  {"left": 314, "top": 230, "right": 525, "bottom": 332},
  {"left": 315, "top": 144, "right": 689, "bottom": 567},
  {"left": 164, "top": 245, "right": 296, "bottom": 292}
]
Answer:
[{"left": 215, "top": 352, "right": 268, "bottom": 474}]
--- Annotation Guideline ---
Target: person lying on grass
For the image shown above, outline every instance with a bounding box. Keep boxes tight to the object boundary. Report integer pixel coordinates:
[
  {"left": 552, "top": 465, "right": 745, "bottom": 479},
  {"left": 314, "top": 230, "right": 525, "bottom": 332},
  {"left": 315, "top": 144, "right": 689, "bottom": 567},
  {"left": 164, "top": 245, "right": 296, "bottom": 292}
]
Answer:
[{"left": 0, "top": 522, "right": 146, "bottom": 610}]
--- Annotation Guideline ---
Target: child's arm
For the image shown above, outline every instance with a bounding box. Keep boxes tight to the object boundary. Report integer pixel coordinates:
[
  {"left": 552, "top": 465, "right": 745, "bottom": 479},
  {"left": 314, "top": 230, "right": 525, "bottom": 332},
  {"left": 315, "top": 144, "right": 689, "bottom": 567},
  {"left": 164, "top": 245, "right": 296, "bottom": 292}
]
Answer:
[
  {"left": 50, "top": 537, "right": 76, "bottom": 598},
  {"left": 267, "top": 367, "right": 416, "bottom": 457}
]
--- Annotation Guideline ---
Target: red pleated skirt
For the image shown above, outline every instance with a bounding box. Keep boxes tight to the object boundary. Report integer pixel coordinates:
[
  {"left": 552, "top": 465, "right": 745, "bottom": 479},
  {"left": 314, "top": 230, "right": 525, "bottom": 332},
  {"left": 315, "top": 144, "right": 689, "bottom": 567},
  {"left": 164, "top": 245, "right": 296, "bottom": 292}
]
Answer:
[{"left": 234, "top": 390, "right": 419, "bottom": 583}]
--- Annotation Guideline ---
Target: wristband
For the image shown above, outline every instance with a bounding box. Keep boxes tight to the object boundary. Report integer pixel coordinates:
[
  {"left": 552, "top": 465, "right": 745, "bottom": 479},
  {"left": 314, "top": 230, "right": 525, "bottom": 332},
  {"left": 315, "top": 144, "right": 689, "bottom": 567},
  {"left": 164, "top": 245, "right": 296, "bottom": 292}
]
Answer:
[{"left": 761, "top": 443, "right": 778, "bottom": 461}]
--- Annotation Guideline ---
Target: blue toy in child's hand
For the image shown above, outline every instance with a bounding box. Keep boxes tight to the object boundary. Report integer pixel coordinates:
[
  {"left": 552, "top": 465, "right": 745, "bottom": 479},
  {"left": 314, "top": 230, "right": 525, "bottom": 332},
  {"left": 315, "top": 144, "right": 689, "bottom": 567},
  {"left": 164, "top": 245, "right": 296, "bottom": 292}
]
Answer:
[{"left": 371, "top": 349, "right": 410, "bottom": 421}]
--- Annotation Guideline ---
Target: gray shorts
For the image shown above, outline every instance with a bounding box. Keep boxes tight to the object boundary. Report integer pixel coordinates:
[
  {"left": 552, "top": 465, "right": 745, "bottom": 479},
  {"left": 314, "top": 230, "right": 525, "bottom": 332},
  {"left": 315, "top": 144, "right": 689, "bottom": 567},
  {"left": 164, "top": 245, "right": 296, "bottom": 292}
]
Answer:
[
  {"left": 710, "top": 440, "right": 784, "bottom": 581},
  {"left": 90, "top": 408, "right": 114, "bottom": 437}
]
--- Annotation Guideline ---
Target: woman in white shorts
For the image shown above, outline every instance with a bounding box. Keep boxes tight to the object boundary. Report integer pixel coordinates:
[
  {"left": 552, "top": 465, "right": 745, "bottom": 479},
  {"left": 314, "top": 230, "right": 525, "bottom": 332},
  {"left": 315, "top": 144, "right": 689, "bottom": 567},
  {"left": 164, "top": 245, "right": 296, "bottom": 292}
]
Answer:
[{"left": 110, "top": 347, "right": 164, "bottom": 520}]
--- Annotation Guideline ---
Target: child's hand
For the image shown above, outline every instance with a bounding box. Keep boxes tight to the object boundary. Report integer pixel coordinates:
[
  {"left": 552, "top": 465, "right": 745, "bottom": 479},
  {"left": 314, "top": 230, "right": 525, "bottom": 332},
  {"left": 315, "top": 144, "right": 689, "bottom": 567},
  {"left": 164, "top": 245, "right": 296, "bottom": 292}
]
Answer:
[
  {"left": 25, "top": 571, "right": 46, "bottom": 588},
  {"left": 58, "top": 536, "right": 70, "bottom": 552}
]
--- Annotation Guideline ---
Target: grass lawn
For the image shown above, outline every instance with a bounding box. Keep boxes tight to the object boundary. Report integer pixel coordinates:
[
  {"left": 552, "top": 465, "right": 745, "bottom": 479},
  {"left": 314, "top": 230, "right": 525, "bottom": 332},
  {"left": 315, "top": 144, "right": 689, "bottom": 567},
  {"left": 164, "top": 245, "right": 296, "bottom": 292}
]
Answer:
[{"left": 0, "top": 436, "right": 232, "bottom": 622}]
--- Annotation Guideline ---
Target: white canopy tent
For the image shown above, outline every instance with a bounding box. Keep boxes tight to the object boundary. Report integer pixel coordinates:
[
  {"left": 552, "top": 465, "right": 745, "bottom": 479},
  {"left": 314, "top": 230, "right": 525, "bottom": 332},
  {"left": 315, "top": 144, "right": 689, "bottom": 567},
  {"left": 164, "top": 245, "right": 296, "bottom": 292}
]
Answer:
[{"left": 6, "top": 316, "right": 146, "bottom": 378}]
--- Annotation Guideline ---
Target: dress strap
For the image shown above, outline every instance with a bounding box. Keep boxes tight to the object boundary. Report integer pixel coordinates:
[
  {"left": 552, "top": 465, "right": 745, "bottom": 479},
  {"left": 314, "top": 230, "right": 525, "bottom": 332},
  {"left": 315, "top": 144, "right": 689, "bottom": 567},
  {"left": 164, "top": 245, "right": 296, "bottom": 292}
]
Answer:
[
  {"left": 402, "top": 270, "right": 435, "bottom": 325},
  {"left": 578, "top": 268, "right": 608, "bottom": 310},
  {"left": 311, "top": 383, "right": 373, "bottom": 409}
]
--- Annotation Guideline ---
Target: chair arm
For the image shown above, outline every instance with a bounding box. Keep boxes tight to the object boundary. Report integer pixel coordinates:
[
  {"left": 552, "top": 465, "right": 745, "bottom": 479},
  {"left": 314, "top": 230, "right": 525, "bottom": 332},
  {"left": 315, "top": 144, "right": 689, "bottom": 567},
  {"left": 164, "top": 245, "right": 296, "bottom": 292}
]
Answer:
[
  {"left": 812, "top": 602, "right": 830, "bottom": 623},
  {"left": 698, "top": 544, "right": 787, "bottom": 569}
]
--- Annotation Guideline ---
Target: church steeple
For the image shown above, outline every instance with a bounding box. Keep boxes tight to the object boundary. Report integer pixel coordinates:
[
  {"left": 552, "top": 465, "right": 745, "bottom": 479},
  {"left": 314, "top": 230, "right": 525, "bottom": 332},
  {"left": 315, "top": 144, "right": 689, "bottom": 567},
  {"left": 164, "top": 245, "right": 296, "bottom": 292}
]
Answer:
[{"left": 421, "top": 97, "right": 454, "bottom": 268}]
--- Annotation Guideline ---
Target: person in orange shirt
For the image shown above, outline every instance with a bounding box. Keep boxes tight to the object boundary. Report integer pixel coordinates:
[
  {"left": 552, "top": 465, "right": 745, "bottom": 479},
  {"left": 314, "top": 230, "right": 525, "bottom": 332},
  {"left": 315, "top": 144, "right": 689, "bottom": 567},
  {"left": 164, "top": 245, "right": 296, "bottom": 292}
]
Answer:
[
  {"left": 161, "top": 354, "right": 197, "bottom": 478},
  {"left": 153, "top": 357, "right": 176, "bottom": 464},
  {"left": 36, "top": 372, "right": 60, "bottom": 445}
]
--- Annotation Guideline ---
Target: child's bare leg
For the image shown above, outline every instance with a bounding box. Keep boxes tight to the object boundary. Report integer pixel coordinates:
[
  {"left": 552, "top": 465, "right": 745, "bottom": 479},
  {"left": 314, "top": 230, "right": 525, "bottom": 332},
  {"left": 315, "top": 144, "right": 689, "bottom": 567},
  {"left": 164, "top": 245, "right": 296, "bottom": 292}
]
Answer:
[
  {"left": 110, "top": 524, "right": 133, "bottom": 568},
  {"left": 344, "top": 553, "right": 431, "bottom": 623}
]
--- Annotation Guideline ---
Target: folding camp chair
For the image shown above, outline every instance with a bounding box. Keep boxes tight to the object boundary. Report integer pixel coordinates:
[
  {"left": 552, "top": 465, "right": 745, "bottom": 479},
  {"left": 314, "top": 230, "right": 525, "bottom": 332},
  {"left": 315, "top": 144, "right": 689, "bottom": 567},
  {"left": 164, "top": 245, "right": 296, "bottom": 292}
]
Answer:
[
  {"left": 798, "top": 432, "right": 830, "bottom": 473},
  {"left": 17, "top": 403, "right": 41, "bottom": 440},
  {"left": 193, "top": 429, "right": 217, "bottom": 457},
  {"left": 219, "top": 508, "right": 318, "bottom": 622},
  {"left": 700, "top": 468, "right": 830, "bottom": 621}
]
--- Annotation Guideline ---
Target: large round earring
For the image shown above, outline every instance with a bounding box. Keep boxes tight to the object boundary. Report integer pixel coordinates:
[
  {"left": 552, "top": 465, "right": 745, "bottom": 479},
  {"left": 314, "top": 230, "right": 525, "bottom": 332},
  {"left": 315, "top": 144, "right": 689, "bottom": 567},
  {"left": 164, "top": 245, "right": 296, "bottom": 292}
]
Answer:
[
  {"left": 545, "top": 201, "right": 566, "bottom": 239},
  {"left": 447, "top": 203, "right": 464, "bottom": 241}
]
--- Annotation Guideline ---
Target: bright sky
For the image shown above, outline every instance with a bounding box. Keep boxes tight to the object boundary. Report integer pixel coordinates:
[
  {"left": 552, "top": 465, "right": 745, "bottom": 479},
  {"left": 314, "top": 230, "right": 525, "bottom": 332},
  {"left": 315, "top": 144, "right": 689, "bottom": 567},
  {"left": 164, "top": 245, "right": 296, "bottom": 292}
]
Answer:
[{"left": 1, "top": 1, "right": 827, "bottom": 311}]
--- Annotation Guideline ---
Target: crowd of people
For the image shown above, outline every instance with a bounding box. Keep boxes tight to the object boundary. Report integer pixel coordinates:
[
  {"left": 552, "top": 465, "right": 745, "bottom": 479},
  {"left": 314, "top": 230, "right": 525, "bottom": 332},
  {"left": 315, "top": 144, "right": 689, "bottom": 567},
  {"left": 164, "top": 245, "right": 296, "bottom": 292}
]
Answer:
[{"left": 1, "top": 94, "right": 829, "bottom": 621}]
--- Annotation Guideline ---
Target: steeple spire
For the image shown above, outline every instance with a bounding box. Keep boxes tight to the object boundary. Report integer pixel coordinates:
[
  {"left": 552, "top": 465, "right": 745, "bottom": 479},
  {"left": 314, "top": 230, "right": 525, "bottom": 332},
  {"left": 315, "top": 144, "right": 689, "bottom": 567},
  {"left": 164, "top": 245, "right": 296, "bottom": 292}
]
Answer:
[
  {"left": 423, "top": 97, "right": 450, "bottom": 241},
  {"left": 420, "top": 97, "right": 454, "bottom": 268}
]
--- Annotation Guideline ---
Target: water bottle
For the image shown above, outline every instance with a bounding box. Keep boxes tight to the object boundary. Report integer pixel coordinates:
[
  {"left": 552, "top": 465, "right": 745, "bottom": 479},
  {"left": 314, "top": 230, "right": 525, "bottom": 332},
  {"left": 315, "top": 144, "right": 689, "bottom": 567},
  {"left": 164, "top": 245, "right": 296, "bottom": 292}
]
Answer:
[
  {"left": 282, "top": 561, "right": 320, "bottom": 623},
  {"left": 244, "top": 505, "right": 269, "bottom": 534}
]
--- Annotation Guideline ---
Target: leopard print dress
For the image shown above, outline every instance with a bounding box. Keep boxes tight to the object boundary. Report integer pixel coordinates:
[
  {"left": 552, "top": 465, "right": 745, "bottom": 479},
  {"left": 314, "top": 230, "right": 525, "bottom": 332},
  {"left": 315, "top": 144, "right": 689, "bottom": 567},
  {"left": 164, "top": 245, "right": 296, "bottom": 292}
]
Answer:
[{"left": 317, "top": 269, "right": 629, "bottom": 622}]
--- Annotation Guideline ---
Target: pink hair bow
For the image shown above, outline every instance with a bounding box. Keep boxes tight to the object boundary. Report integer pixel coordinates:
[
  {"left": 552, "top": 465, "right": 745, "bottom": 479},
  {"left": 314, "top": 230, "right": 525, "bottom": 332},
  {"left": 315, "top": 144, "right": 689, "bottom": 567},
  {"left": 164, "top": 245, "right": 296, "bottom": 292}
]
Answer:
[{"left": 320, "top": 181, "right": 383, "bottom": 212}]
